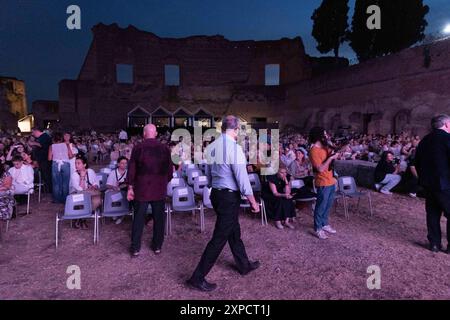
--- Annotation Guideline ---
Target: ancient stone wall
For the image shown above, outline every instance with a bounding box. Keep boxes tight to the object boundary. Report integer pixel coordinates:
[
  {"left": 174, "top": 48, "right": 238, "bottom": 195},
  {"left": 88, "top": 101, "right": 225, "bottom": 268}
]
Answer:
[
  {"left": 283, "top": 39, "right": 450, "bottom": 136},
  {"left": 59, "top": 23, "right": 309, "bottom": 130}
]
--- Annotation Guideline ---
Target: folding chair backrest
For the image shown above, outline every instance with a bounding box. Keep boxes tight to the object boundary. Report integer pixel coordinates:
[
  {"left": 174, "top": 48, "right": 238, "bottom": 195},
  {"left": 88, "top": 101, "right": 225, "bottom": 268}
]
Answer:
[
  {"left": 194, "top": 175, "right": 209, "bottom": 194},
  {"left": 100, "top": 168, "right": 112, "bottom": 174},
  {"left": 103, "top": 190, "right": 129, "bottom": 214},
  {"left": 199, "top": 160, "right": 208, "bottom": 174},
  {"left": 248, "top": 173, "right": 262, "bottom": 192},
  {"left": 97, "top": 173, "right": 108, "bottom": 191},
  {"left": 187, "top": 169, "right": 202, "bottom": 186},
  {"left": 167, "top": 178, "right": 187, "bottom": 197},
  {"left": 202, "top": 187, "right": 213, "bottom": 209},
  {"left": 290, "top": 179, "right": 305, "bottom": 189},
  {"left": 64, "top": 193, "right": 92, "bottom": 217},
  {"left": 172, "top": 186, "right": 196, "bottom": 210},
  {"left": 338, "top": 176, "right": 358, "bottom": 195},
  {"left": 182, "top": 163, "right": 197, "bottom": 177}
]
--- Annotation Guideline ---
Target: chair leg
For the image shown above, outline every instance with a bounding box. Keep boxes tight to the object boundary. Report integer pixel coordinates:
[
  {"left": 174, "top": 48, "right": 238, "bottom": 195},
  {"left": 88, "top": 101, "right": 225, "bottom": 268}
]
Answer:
[
  {"left": 344, "top": 197, "right": 349, "bottom": 219},
  {"left": 200, "top": 204, "right": 205, "bottom": 232},
  {"left": 27, "top": 192, "right": 31, "bottom": 215},
  {"left": 368, "top": 193, "right": 374, "bottom": 216},
  {"left": 55, "top": 216, "right": 59, "bottom": 248},
  {"left": 94, "top": 213, "right": 98, "bottom": 245},
  {"left": 169, "top": 209, "right": 172, "bottom": 235},
  {"left": 38, "top": 185, "right": 41, "bottom": 203},
  {"left": 263, "top": 202, "right": 268, "bottom": 226},
  {"left": 6, "top": 220, "right": 9, "bottom": 233}
]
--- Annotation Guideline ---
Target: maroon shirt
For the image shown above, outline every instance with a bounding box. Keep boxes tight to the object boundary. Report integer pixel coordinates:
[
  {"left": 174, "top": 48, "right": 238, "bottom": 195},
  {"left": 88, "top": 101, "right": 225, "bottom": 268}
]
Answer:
[{"left": 127, "top": 139, "right": 173, "bottom": 201}]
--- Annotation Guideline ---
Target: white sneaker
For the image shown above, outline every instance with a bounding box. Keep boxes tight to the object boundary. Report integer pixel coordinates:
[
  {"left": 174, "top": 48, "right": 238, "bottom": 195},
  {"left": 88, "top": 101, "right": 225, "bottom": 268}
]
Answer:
[
  {"left": 380, "top": 189, "right": 392, "bottom": 195},
  {"left": 374, "top": 184, "right": 382, "bottom": 191},
  {"left": 322, "top": 225, "right": 337, "bottom": 234},
  {"left": 409, "top": 193, "right": 417, "bottom": 198},
  {"left": 115, "top": 217, "right": 123, "bottom": 225},
  {"left": 316, "top": 229, "right": 329, "bottom": 240}
]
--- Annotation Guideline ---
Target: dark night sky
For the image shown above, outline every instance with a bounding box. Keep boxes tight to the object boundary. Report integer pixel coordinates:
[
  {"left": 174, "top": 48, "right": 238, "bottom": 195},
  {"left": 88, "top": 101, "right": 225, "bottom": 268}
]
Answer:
[{"left": 0, "top": 0, "right": 449, "bottom": 111}]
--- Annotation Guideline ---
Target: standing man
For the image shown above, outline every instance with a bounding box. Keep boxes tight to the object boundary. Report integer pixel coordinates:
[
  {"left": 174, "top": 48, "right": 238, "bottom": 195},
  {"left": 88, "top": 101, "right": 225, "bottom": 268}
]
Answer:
[
  {"left": 127, "top": 124, "right": 173, "bottom": 257},
  {"left": 415, "top": 114, "right": 450, "bottom": 253},
  {"left": 29, "top": 127, "right": 52, "bottom": 193},
  {"left": 187, "top": 115, "right": 260, "bottom": 292},
  {"left": 119, "top": 129, "right": 128, "bottom": 143},
  {"left": 309, "top": 127, "right": 339, "bottom": 240}
]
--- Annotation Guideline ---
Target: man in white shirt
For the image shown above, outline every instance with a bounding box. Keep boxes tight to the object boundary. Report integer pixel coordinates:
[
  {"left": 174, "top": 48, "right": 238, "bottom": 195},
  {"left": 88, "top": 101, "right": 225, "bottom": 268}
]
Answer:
[
  {"left": 119, "top": 130, "right": 128, "bottom": 143},
  {"left": 9, "top": 155, "right": 34, "bottom": 195}
]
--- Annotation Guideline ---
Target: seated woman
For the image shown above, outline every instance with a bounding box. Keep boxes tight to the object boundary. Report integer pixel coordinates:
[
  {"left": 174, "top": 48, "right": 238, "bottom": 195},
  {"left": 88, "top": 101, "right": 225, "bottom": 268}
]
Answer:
[
  {"left": 106, "top": 156, "right": 128, "bottom": 225},
  {"left": 262, "top": 166, "right": 296, "bottom": 230},
  {"left": 70, "top": 156, "right": 100, "bottom": 229},
  {"left": 0, "top": 164, "right": 15, "bottom": 221},
  {"left": 374, "top": 151, "right": 402, "bottom": 195},
  {"left": 8, "top": 155, "right": 34, "bottom": 195},
  {"left": 288, "top": 149, "right": 314, "bottom": 188}
]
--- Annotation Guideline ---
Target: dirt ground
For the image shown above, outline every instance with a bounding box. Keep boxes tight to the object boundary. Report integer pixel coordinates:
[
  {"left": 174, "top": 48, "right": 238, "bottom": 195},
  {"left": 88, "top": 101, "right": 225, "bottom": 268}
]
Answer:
[{"left": 0, "top": 187, "right": 449, "bottom": 300}]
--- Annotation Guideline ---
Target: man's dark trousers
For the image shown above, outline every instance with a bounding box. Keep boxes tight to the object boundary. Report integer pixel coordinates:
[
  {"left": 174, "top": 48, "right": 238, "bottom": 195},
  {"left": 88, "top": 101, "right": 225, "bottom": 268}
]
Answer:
[
  {"left": 191, "top": 189, "right": 251, "bottom": 281},
  {"left": 131, "top": 200, "right": 165, "bottom": 251},
  {"left": 425, "top": 189, "right": 450, "bottom": 247}
]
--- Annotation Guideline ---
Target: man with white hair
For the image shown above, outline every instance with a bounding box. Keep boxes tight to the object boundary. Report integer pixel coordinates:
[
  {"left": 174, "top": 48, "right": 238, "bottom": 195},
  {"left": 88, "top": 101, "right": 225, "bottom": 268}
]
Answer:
[
  {"left": 127, "top": 124, "right": 173, "bottom": 257},
  {"left": 415, "top": 114, "right": 450, "bottom": 254}
]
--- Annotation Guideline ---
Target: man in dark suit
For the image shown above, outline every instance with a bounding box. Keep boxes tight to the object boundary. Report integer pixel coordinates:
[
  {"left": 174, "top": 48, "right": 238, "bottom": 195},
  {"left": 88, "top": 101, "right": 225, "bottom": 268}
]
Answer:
[
  {"left": 127, "top": 124, "right": 173, "bottom": 257},
  {"left": 415, "top": 114, "right": 450, "bottom": 253}
]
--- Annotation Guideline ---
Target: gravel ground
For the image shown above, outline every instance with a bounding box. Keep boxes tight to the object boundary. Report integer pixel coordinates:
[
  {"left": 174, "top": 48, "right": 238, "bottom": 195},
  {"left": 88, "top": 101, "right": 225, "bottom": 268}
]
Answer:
[{"left": 0, "top": 189, "right": 449, "bottom": 300}]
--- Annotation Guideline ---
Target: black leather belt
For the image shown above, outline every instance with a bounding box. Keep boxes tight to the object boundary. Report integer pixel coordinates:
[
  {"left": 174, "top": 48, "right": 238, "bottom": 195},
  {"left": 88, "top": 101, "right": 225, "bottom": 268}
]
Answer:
[{"left": 212, "top": 188, "right": 239, "bottom": 193}]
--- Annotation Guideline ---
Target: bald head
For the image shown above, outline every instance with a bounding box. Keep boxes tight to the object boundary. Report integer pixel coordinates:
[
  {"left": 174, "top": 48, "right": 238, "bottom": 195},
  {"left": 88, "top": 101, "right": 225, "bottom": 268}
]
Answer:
[{"left": 143, "top": 124, "right": 157, "bottom": 139}]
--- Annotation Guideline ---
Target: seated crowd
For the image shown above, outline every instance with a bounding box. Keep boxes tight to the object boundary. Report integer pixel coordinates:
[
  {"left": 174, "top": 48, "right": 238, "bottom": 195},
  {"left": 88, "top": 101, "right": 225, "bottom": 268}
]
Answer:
[{"left": 0, "top": 126, "right": 422, "bottom": 230}]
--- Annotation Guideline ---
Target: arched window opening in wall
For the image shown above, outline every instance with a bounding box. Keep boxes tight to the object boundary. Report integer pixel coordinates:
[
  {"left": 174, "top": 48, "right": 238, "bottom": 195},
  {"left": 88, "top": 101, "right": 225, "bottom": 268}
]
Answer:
[
  {"left": 173, "top": 107, "right": 192, "bottom": 128},
  {"left": 151, "top": 107, "right": 172, "bottom": 128},
  {"left": 193, "top": 109, "right": 214, "bottom": 128},
  {"left": 127, "top": 106, "right": 151, "bottom": 128}
]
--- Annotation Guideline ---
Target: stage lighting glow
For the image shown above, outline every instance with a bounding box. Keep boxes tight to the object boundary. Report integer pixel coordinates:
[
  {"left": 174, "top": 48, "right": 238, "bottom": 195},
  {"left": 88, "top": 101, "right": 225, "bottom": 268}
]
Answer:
[{"left": 443, "top": 24, "right": 450, "bottom": 34}]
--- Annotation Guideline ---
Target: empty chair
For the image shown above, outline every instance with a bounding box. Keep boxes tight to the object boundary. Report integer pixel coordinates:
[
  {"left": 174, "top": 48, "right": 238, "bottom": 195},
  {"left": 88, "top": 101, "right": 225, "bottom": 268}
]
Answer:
[
  {"left": 248, "top": 173, "right": 262, "bottom": 193},
  {"left": 202, "top": 187, "right": 213, "bottom": 210},
  {"left": 96, "top": 173, "right": 108, "bottom": 192},
  {"left": 167, "top": 186, "right": 204, "bottom": 234},
  {"left": 198, "top": 160, "right": 208, "bottom": 175},
  {"left": 240, "top": 173, "right": 267, "bottom": 226},
  {"left": 337, "top": 176, "right": 373, "bottom": 219},
  {"left": 199, "top": 187, "right": 213, "bottom": 231},
  {"left": 97, "top": 190, "right": 132, "bottom": 241},
  {"left": 193, "top": 175, "right": 209, "bottom": 196},
  {"left": 167, "top": 177, "right": 187, "bottom": 197},
  {"left": 186, "top": 168, "right": 202, "bottom": 186},
  {"left": 182, "top": 163, "right": 197, "bottom": 177},
  {"left": 55, "top": 193, "right": 97, "bottom": 248}
]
